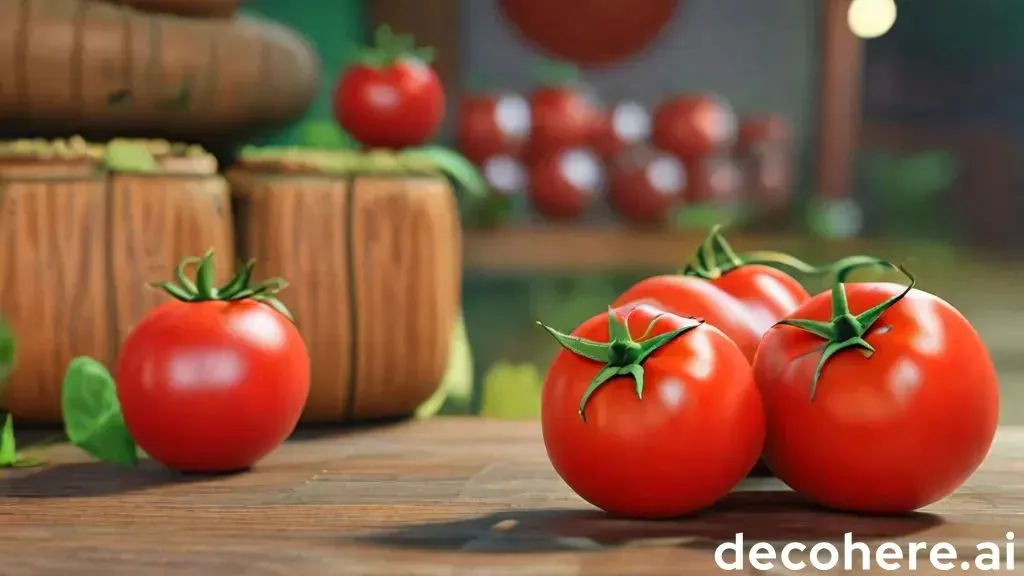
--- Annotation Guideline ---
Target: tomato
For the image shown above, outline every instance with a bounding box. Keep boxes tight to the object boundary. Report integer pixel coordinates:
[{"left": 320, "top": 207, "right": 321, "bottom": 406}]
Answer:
[
  {"left": 539, "top": 302, "right": 764, "bottom": 518},
  {"left": 651, "top": 94, "right": 737, "bottom": 159},
  {"left": 607, "top": 148, "right": 685, "bottom": 225},
  {"left": 611, "top": 276, "right": 762, "bottom": 361},
  {"left": 527, "top": 86, "right": 601, "bottom": 161},
  {"left": 528, "top": 148, "right": 604, "bottom": 220},
  {"left": 753, "top": 258, "right": 999, "bottom": 514},
  {"left": 592, "top": 101, "right": 652, "bottom": 160},
  {"left": 333, "top": 28, "right": 445, "bottom": 149},
  {"left": 456, "top": 93, "right": 531, "bottom": 164},
  {"left": 737, "top": 115, "right": 790, "bottom": 155},
  {"left": 681, "top": 226, "right": 815, "bottom": 335},
  {"left": 684, "top": 156, "right": 744, "bottom": 204},
  {"left": 116, "top": 255, "right": 310, "bottom": 473}
]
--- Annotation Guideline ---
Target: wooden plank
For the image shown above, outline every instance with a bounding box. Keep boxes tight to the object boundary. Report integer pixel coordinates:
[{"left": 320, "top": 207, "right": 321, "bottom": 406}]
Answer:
[
  {"left": 1, "top": 418, "right": 1022, "bottom": 575},
  {"left": 461, "top": 226, "right": 956, "bottom": 273},
  {"left": 816, "top": 0, "right": 864, "bottom": 201}
]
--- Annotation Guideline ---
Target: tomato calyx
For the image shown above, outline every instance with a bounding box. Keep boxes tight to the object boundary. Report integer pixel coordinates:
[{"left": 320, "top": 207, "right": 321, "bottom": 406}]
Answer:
[
  {"left": 777, "top": 255, "right": 917, "bottom": 400},
  {"left": 538, "top": 307, "right": 704, "bottom": 422},
  {"left": 682, "top": 224, "right": 821, "bottom": 280},
  {"left": 150, "top": 250, "right": 295, "bottom": 322},
  {"left": 358, "top": 25, "right": 436, "bottom": 69}
]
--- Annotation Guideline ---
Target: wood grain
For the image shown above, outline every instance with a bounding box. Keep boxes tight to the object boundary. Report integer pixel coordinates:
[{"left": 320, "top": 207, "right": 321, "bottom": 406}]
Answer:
[
  {"left": 0, "top": 176, "right": 111, "bottom": 421},
  {"left": 229, "top": 172, "right": 460, "bottom": 423},
  {"left": 1, "top": 418, "right": 1023, "bottom": 575},
  {"left": 0, "top": 170, "right": 235, "bottom": 422},
  {"left": 109, "top": 174, "right": 234, "bottom": 339},
  {"left": 0, "top": 0, "right": 318, "bottom": 137}
]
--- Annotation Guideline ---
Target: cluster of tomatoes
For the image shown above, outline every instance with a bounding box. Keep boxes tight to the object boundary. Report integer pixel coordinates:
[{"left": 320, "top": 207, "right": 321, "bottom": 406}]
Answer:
[
  {"left": 457, "top": 88, "right": 792, "bottom": 225},
  {"left": 538, "top": 227, "right": 999, "bottom": 519}
]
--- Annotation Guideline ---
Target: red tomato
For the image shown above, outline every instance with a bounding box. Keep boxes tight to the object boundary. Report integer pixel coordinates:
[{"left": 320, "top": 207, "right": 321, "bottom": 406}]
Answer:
[
  {"left": 333, "top": 58, "right": 445, "bottom": 149},
  {"left": 528, "top": 148, "right": 604, "bottom": 220},
  {"left": 528, "top": 86, "right": 601, "bottom": 161},
  {"left": 611, "top": 276, "right": 762, "bottom": 361},
  {"left": 680, "top": 226, "right": 814, "bottom": 335},
  {"left": 754, "top": 263, "right": 999, "bottom": 513},
  {"left": 456, "top": 93, "right": 531, "bottom": 164},
  {"left": 116, "top": 258, "right": 310, "bottom": 473},
  {"left": 607, "top": 148, "right": 685, "bottom": 225},
  {"left": 684, "top": 156, "right": 744, "bottom": 204},
  {"left": 540, "top": 303, "right": 764, "bottom": 518},
  {"left": 736, "top": 115, "right": 790, "bottom": 155},
  {"left": 592, "top": 101, "right": 652, "bottom": 160},
  {"left": 652, "top": 95, "right": 737, "bottom": 159}
]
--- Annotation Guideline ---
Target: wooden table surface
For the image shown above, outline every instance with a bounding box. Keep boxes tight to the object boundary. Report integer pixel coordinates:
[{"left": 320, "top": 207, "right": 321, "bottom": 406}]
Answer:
[{"left": 1, "top": 418, "right": 1021, "bottom": 575}]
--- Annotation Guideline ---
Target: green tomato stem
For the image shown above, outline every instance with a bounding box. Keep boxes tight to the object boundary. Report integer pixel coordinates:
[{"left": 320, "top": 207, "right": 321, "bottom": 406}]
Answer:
[
  {"left": 776, "top": 256, "right": 917, "bottom": 400},
  {"left": 682, "top": 224, "right": 823, "bottom": 280},
  {"left": 537, "top": 307, "right": 704, "bottom": 422},
  {"left": 357, "top": 24, "right": 437, "bottom": 68},
  {"left": 150, "top": 250, "right": 295, "bottom": 322}
]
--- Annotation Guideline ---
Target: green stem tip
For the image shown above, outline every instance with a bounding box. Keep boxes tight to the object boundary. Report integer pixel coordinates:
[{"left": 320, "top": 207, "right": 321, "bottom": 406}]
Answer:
[
  {"left": 537, "top": 307, "right": 704, "bottom": 422},
  {"left": 359, "top": 24, "right": 436, "bottom": 68},
  {"left": 777, "top": 255, "right": 917, "bottom": 400},
  {"left": 682, "top": 224, "right": 823, "bottom": 280},
  {"left": 149, "top": 250, "right": 295, "bottom": 322}
]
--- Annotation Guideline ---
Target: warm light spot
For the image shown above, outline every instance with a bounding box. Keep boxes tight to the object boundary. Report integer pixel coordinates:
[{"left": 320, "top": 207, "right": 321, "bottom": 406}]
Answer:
[{"left": 847, "top": 0, "right": 897, "bottom": 39}]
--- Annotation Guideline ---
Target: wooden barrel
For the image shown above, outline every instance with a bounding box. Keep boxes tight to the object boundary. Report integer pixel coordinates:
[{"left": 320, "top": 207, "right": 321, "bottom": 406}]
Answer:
[
  {"left": 0, "top": 140, "right": 233, "bottom": 422},
  {"left": 0, "top": 0, "right": 319, "bottom": 138},
  {"left": 94, "top": 0, "right": 241, "bottom": 19},
  {"left": 228, "top": 162, "right": 461, "bottom": 423}
]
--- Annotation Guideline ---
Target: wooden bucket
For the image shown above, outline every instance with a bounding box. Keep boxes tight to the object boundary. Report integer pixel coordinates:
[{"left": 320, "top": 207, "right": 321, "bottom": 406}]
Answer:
[
  {"left": 228, "top": 157, "right": 461, "bottom": 423},
  {"left": 0, "top": 139, "right": 233, "bottom": 423}
]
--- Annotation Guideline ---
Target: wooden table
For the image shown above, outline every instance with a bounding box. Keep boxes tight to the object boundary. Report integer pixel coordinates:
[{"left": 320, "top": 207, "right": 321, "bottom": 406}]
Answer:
[{"left": 1, "top": 418, "right": 1021, "bottom": 575}]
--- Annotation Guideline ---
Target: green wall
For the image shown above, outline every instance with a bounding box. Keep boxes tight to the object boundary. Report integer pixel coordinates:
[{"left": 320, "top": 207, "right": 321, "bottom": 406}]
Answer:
[{"left": 242, "top": 0, "right": 368, "bottom": 146}]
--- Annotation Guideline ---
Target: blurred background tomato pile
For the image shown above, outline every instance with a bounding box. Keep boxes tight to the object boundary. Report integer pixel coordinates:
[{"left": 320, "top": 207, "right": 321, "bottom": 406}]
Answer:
[{"left": 455, "top": 66, "right": 794, "bottom": 230}]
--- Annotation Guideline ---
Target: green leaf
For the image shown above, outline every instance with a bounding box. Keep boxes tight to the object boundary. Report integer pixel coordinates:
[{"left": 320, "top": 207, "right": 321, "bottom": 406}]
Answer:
[
  {"left": 0, "top": 413, "right": 16, "bottom": 466},
  {"left": 61, "top": 356, "right": 139, "bottom": 467},
  {"left": 0, "top": 317, "right": 16, "bottom": 395},
  {"left": 399, "top": 146, "right": 488, "bottom": 199}
]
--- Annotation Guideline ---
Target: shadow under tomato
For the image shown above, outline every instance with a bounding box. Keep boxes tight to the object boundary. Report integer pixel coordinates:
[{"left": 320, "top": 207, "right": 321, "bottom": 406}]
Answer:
[
  {"left": 288, "top": 414, "right": 411, "bottom": 441},
  {"left": 360, "top": 490, "right": 945, "bottom": 554},
  {"left": 0, "top": 460, "right": 214, "bottom": 498}
]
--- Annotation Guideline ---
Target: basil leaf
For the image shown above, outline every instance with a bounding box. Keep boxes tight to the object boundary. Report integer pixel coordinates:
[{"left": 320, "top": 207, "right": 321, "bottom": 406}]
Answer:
[
  {"left": 61, "top": 357, "right": 139, "bottom": 467},
  {"left": 0, "top": 318, "right": 15, "bottom": 396},
  {"left": 0, "top": 413, "right": 16, "bottom": 466}
]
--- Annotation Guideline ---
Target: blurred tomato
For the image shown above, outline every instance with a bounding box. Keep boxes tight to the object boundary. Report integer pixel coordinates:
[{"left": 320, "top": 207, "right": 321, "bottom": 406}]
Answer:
[
  {"left": 652, "top": 95, "right": 737, "bottom": 159},
  {"left": 456, "top": 93, "right": 531, "bottom": 165},
  {"left": 528, "top": 148, "right": 605, "bottom": 220},
  {"left": 685, "top": 156, "right": 744, "bottom": 204},
  {"left": 608, "top": 147, "right": 686, "bottom": 225},
  {"left": 592, "top": 101, "right": 652, "bottom": 160},
  {"left": 528, "top": 86, "right": 602, "bottom": 161},
  {"left": 482, "top": 155, "right": 528, "bottom": 195},
  {"left": 737, "top": 115, "right": 790, "bottom": 155},
  {"left": 736, "top": 116, "right": 792, "bottom": 208}
]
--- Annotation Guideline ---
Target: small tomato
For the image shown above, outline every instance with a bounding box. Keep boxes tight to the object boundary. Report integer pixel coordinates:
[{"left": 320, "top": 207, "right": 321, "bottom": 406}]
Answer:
[
  {"left": 116, "top": 254, "right": 311, "bottom": 473},
  {"left": 539, "top": 303, "right": 764, "bottom": 519},
  {"left": 754, "top": 258, "right": 999, "bottom": 514}
]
